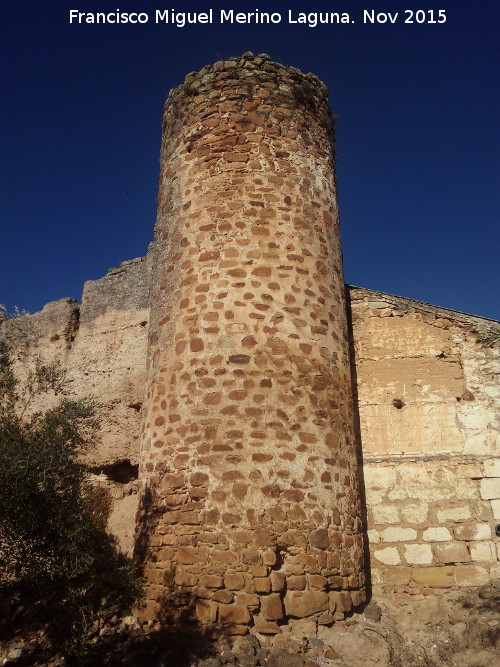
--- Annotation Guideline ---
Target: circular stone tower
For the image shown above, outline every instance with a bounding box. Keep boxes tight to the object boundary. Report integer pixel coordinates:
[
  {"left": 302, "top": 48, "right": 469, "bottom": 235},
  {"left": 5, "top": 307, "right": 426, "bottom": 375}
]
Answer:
[{"left": 136, "top": 53, "right": 366, "bottom": 636}]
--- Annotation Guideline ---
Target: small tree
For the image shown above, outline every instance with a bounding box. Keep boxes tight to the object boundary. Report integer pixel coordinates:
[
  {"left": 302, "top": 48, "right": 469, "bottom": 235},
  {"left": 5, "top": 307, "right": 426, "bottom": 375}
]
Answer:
[{"left": 0, "top": 339, "right": 141, "bottom": 654}]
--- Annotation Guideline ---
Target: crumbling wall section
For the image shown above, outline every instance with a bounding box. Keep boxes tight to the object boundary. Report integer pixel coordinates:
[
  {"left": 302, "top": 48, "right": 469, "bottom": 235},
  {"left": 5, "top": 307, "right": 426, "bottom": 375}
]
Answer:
[
  {"left": 1, "top": 253, "right": 153, "bottom": 553},
  {"left": 73, "top": 253, "right": 153, "bottom": 468},
  {"left": 349, "top": 286, "right": 500, "bottom": 596}
]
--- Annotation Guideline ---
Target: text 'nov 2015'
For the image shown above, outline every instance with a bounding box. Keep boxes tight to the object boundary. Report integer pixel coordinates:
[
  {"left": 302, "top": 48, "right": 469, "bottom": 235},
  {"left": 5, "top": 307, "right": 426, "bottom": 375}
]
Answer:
[{"left": 68, "top": 9, "right": 447, "bottom": 28}]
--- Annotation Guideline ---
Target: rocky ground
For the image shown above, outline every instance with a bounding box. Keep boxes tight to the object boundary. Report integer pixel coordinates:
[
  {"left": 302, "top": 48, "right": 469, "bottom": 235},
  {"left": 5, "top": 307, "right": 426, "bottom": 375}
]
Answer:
[{"left": 1, "top": 585, "right": 499, "bottom": 666}]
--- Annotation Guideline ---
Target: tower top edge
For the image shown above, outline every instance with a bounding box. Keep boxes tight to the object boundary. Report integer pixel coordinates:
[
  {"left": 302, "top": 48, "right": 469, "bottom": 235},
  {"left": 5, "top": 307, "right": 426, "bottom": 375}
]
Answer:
[{"left": 164, "top": 52, "right": 331, "bottom": 112}]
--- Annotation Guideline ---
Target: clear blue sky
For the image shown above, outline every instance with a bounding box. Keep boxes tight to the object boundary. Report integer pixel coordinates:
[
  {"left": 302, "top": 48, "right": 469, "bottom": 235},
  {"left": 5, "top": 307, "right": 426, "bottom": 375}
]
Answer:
[{"left": 1, "top": 0, "right": 499, "bottom": 319}]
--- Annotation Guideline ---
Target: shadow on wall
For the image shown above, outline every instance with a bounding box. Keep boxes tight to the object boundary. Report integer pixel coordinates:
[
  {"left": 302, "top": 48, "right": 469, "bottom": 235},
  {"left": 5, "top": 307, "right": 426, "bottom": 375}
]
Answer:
[
  {"left": 134, "top": 484, "right": 162, "bottom": 569},
  {"left": 126, "top": 487, "right": 219, "bottom": 665},
  {"left": 134, "top": 485, "right": 211, "bottom": 626},
  {"left": 345, "top": 288, "right": 372, "bottom": 603}
]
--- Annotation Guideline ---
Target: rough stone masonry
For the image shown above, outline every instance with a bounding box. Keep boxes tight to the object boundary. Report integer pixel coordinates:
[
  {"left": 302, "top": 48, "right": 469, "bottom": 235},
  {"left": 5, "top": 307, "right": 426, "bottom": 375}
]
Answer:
[{"left": 135, "top": 53, "right": 366, "bottom": 634}]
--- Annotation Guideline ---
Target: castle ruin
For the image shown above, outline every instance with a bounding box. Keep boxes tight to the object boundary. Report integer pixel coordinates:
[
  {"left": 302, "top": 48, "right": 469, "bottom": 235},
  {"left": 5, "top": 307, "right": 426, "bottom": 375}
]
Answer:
[{"left": 3, "top": 54, "right": 499, "bottom": 646}]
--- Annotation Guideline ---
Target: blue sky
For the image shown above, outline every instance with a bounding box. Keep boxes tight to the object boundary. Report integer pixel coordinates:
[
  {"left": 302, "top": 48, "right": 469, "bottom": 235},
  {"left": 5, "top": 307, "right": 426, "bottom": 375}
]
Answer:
[{"left": 1, "top": 0, "right": 499, "bottom": 319}]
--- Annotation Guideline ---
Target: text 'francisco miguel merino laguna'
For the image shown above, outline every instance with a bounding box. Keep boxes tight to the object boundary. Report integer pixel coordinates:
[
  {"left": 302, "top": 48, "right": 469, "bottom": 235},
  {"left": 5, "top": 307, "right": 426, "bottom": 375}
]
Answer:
[{"left": 69, "top": 9, "right": 447, "bottom": 27}]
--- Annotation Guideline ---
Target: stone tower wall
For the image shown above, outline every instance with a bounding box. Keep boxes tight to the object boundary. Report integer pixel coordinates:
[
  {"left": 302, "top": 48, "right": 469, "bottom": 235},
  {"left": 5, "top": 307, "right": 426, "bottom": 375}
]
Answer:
[{"left": 137, "top": 54, "right": 366, "bottom": 634}]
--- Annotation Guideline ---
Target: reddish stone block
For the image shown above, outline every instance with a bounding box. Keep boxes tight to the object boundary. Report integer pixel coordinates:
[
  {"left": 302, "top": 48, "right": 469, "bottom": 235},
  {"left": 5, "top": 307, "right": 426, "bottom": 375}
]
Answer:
[
  {"left": 350, "top": 589, "right": 366, "bottom": 607},
  {"left": 160, "top": 473, "right": 185, "bottom": 492},
  {"left": 224, "top": 573, "right": 245, "bottom": 590},
  {"left": 309, "top": 529, "right": 329, "bottom": 549},
  {"left": 283, "top": 489, "right": 305, "bottom": 502},
  {"left": 242, "top": 550, "right": 262, "bottom": 565},
  {"left": 213, "top": 590, "right": 234, "bottom": 604},
  {"left": 219, "top": 604, "right": 251, "bottom": 625},
  {"left": 254, "top": 578, "right": 271, "bottom": 593},
  {"left": 199, "top": 250, "right": 220, "bottom": 262},
  {"left": 212, "top": 550, "right": 238, "bottom": 565},
  {"left": 232, "top": 529, "right": 254, "bottom": 545},
  {"left": 199, "top": 574, "right": 223, "bottom": 588},
  {"left": 204, "top": 509, "right": 220, "bottom": 524},
  {"left": 196, "top": 600, "right": 218, "bottom": 623},
  {"left": 190, "top": 338, "right": 204, "bottom": 352},
  {"left": 287, "top": 575, "right": 307, "bottom": 590},
  {"left": 294, "top": 554, "right": 317, "bottom": 567},
  {"left": 284, "top": 591, "right": 329, "bottom": 618},
  {"left": 178, "top": 511, "right": 201, "bottom": 524},
  {"left": 329, "top": 591, "right": 352, "bottom": 613},
  {"left": 254, "top": 621, "right": 282, "bottom": 634},
  {"left": 261, "top": 593, "right": 285, "bottom": 621},
  {"left": 317, "top": 612, "right": 335, "bottom": 626},
  {"left": 251, "top": 451, "right": 269, "bottom": 463},
  {"left": 261, "top": 484, "right": 282, "bottom": 498},
  {"left": 174, "top": 570, "right": 197, "bottom": 586},
  {"left": 157, "top": 547, "right": 174, "bottom": 561},
  {"left": 308, "top": 575, "right": 327, "bottom": 590},
  {"left": 278, "top": 531, "right": 307, "bottom": 548},
  {"left": 263, "top": 550, "right": 277, "bottom": 566},
  {"left": 267, "top": 507, "right": 287, "bottom": 523},
  {"left": 232, "top": 483, "right": 249, "bottom": 500},
  {"left": 203, "top": 392, "right": 221, "bottom": 405},
  {"left": 176, "top": 546, "right": 196, "bottom": 564},
  {"left": 246, "top": 112, "right": 265, "bottom": 126},
  {"left": 271, "top": 572, "right": 286, "bottom": 592},
  {"left": 287, "top": 505, "right": 307, "bottom": 522}
]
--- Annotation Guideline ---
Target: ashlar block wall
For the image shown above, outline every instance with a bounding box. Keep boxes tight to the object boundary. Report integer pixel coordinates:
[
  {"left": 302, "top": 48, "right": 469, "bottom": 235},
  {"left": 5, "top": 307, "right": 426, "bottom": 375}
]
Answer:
[{"left": 350, "top": 287, "right": 500, "bottom": 597}]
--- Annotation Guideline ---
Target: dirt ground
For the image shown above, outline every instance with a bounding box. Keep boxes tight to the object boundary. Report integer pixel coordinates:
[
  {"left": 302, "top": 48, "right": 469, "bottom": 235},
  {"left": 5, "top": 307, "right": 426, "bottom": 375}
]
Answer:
[
  {"left": 315, "top": 585, "right": 500, "bottom": 667},
  {"left": 1, "top": 584, "right": 498, "bottom": 666}
]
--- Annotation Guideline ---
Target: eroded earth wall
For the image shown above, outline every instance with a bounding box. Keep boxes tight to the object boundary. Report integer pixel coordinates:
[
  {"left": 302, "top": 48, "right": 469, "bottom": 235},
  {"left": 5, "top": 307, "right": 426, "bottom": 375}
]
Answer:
[{"left": 2, "top": 254, "right": 152, "bottom": 556}]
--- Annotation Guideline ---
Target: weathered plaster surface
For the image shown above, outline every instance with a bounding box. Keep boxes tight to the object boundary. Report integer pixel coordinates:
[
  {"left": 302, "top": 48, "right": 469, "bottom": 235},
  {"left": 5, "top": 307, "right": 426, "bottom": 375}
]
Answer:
[
  {"left": 350, "top": 287, "right": 499, "bottom": 458},
  {"left": 349, "top": 286, "right": 499, "bottom": 593}
]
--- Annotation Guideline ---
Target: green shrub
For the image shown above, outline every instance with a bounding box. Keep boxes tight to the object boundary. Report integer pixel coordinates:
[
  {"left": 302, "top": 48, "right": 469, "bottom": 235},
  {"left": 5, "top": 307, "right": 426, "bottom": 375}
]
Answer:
[
  {"left": 0, "top": 340, "right": 142, "bottom": 654},
  {"left": 475, "top": 327, "right": 500, "bottom": 348}
]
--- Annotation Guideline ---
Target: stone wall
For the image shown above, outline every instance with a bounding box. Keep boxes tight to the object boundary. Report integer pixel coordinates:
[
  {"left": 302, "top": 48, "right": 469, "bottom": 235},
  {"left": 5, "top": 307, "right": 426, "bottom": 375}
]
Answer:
[
  {"left": 349, "top": 286, "right": 500, "bottom": 596},
  {"left": 3, "top": 264, "right": 498, "bottom": 587},
  {"left": 2, "top": 58, "right": 499, "bottom": 635}
]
